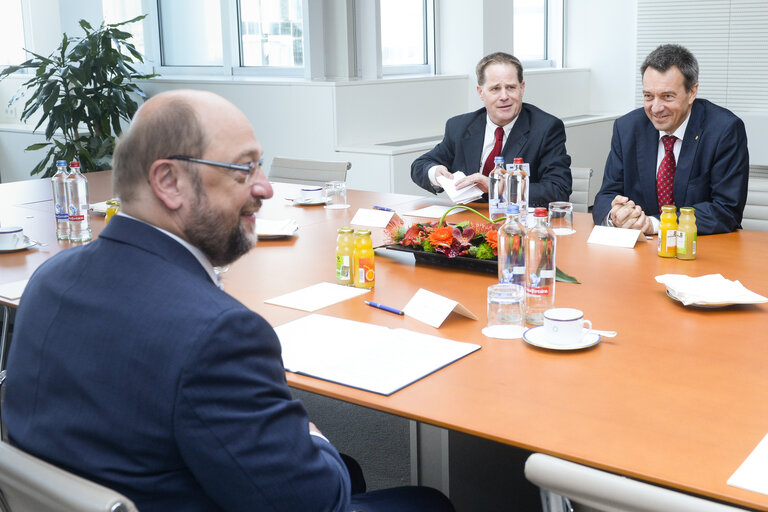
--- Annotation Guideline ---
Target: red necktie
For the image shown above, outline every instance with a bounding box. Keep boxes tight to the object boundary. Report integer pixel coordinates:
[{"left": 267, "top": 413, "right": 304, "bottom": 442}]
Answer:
[
  {"left": 482, "top": 127, "right": 504, "bottom": 176},
  {"left": 656, "top": 135, "right": 677, "bottom": 207}
]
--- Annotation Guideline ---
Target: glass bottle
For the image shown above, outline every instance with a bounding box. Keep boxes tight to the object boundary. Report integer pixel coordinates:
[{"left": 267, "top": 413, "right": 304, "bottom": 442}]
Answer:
[
  {"left": 506, "top": 157, "right": 530, "bottom": 227},
  {"left": 497, "top": 203, "right": 526, "bottom": 286},
  {"left": 65, "top": 161, "right": 92, "bottom": 242},
  {"left": 676, "top": 207, "right": 697, "bottom": 260},
  {"left": 51, "top": 160, "right": 70, "bottom": 240},
  {"left": 524, "top": 207, "right": 556, "bottom": 325},
  {"left": 488, "top": 156, "right": 506, "bottom": 220},
  {"left": 104, "top": 198, "right": 121, "bottom": 224},
  {"left": 353, "top": 229, "right": 375, "bottom": 289},
  {"left": 658, "top": 205, "right": 677, "bottom": 258},
  {"left": 335, "top": 227, "right": 355, "bottom": 285}
]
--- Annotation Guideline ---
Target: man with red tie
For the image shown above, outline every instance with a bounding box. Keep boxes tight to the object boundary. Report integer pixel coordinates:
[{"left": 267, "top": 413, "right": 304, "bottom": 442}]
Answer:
[
  {"left": 410, "top": 52, "right": 572, "bottom": 207},
  {"left": 593, "top": 44, "right": 749, "bottom": 235}
]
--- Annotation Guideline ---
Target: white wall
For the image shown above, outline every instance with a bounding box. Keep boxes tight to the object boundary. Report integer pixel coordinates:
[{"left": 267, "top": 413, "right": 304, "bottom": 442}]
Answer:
[{"left": 565, "top": 0, "right": 638, "bottom": 114}]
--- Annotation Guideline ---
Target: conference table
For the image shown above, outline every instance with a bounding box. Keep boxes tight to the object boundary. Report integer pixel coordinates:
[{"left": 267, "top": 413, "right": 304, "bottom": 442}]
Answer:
[{"left": 1, "top": 171, "right": 767, "bottom": 511}]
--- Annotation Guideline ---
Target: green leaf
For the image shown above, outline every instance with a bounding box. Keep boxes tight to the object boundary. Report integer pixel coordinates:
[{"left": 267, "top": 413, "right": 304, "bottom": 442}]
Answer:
[
  {"left": 555, "top": 267, "right": 580, "bottom": 284},
  {"left": 25, "top": 142, "right": 52, "bottom": 151}
]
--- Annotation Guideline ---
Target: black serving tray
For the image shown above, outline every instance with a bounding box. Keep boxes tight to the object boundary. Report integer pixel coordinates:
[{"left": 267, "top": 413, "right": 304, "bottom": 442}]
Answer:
[{"left": 385, "top": 244, "right": 496, "bottom": 274}]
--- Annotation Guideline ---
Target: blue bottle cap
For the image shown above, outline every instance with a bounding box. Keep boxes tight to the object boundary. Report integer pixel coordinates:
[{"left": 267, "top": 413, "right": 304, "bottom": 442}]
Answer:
[
  {"left": 56, "top": 160, "right": 67, "bottom": 166},
  {"left": 494, "top": 156, "right": 504, "bottom": 164},
  {"left": 506, "top": 203, "right": 520, "bottom": 214}
]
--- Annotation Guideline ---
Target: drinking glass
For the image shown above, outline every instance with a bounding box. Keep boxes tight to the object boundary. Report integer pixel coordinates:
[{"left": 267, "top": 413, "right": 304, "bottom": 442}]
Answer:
[
  {"left": 483, "top": 283, "right": 526, "bottom": 339},
  {"left": 548, "top": 201, "right": 574, "bottom": 235},
  {"left": 324, "top": 181, "right": 349, "bottom": 209}
]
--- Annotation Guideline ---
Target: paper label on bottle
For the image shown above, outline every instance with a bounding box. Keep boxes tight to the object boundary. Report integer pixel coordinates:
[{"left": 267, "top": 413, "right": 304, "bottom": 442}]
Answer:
[
  {"left": 539, "top": 269, "right": 555, "bottom": 278},
  {"left": 677, "top": 232, "right": 687, "bottom": 253},
  {"left": 526, "top": 286, "right": 551, "bottom": 296},
  {"left": 665, "top": 230, "right": 677, "bottom": 250},
  {"left": 336, "top": 255, "right": 350, "bottom": 281},
  {"left": 357, "top": 257, "right": 375, "bottom": 284},
  {"left": 513, "top": 266, "right": 525, "bottom": 274}
]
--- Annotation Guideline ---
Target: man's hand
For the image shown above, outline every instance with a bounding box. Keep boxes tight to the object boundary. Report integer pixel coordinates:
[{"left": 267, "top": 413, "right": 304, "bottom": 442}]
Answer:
[
  {"left": 433, "top": 166, "right": 452, "bottom": 182},
  {"left": 609, "top": 195, "right": 653, "bottom": 234},
  {"left": 455, "top": 173, "right": 490, "bottom": 193}
]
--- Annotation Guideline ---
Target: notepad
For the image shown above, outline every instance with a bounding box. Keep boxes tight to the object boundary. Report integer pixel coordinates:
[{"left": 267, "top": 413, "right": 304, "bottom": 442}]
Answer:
[
  {"left": 274, "top": 314, "right": 481, "bottom": 395},
  {"left": 436, "top": 172, "right": 483, "bottom": 204}
]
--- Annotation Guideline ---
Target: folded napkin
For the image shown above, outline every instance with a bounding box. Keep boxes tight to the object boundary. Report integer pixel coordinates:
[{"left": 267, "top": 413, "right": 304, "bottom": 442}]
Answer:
[
  {"left": 255, "top": 218, "right": 298, "bottom": 237},
  {"left": 0, "top": 279, "right": 29, "bottom": 301},
  {"left": 655, "top": 273, "right": 768, "bottom": 306},
  {"left": 436, "top": 172, "right": 483, "bottom": 204}
]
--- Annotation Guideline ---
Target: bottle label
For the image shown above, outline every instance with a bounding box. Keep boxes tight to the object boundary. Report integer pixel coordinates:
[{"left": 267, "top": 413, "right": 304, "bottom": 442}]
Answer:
[
  {"left": 539, "top": 269, "right": 555, "bottom": 278},
  {"left": 665, "top": 230, "right": 676, "bottom": 250},
  {"left": 357, "top": 257, "right": 375, "bottom": 284},
  {"left": 336, "top": 255, "right": 350, "bottom": 281},
  {"left": 526, "top": 286, "right": 551, "bottom": 296},
  {"left": 677, "top": 232, "right": 687, "bottom": 253},
  {"left": 55, "top": 203, "right": 68, "bottom": 221},
  {"left": 513, "top": 266, "right": 525, "bottom": 275}
]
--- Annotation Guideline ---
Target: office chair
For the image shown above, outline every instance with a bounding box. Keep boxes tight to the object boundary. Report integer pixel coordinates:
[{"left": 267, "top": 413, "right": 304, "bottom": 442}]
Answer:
[
  {"left": 268, "top": 157, "right": 351, "bottom": 186},
  {"left": 569, "top": 167, "right": 594, "bottom": 213},
  {"left": 0, "top": 441, "right": 138, "bottom": 512},
  {"left": 0, "top": 370, "right": 5, "bottom": 442},
  {"left": 525, "top": 453, "right": 749, "bottom": 512}
]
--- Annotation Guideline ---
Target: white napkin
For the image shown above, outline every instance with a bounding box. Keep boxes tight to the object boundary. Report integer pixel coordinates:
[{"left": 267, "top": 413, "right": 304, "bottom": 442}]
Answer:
[
  {"left": 0, "top": 279, "right": 29, "bottom": 301},
  {"left": 436, "top": 172, "right": 483, "bottom": 204},
  {"left": 655, "top": 273, "right": 768, "bottom": 306},
  {"left": 255, "top": 218, "right": 298, "bottom": 237}
]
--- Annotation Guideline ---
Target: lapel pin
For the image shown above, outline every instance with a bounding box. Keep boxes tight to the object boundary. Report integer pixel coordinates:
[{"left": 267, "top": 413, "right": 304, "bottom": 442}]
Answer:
[{"left": 695, "top": 135, "right": 699, "bottom": 141}]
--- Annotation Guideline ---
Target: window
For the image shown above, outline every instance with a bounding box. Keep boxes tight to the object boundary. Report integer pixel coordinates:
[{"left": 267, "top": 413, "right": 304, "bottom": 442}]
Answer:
[
  {"left": 158, "top": 0, "right": 224, "bottom": 66},
  {"left": 513, "top": 0, "right": 563, "bottom": 68},
  {"left": 103, "top": 0, "right": 146, "bottom": 58},
  {"left": 0, "top": 0, "right": 26, "bottom": 66},
  {"left": 380, "top": 0, "right": 434, "bottom": 75},
  {"left": 239, "top": 0, "right": 304, "bottom": 68}
]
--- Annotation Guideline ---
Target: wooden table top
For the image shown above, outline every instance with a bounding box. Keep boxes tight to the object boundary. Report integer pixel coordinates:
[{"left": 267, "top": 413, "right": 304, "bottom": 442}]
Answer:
[{"left": 2, "top": 173, "right": 768, "bottom": 510}]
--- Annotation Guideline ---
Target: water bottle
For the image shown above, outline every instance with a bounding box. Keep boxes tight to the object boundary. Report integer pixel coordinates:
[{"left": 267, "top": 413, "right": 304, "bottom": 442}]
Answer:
[
  {"left": 497, "top": 203, "right": 526, "bottom": 286},
  {"left": 525, "top": 207, "right": 556, "bottom": 325},
  {"left": 65, "top": 161, "right": 92, "bottom": 242},
  {"left": 505, "top": 157, "right": 530, "bottom": 226},
  {"left": 488, "top": 156, "right": 506, "bottom": 219},
  {"left": 51, "top": 160, "right": 70, "bottom": 240}
]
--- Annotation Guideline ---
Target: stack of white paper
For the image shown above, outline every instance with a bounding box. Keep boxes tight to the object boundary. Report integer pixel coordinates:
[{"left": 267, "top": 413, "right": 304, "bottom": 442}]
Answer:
[
  {"left": 436, "top": 172, "right": 483, "bottom": 204},
  {"left": 274, "top": 314, "right": 481, "bottom": 395},
  {"left": 655, "top": 274, "right": 768, "bottom": 306}
]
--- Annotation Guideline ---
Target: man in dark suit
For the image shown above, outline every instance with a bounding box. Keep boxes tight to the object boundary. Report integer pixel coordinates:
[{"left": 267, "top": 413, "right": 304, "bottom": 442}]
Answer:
[
  {"left": 411, "top": 52, "right": 572, "bottom": 207},
  {"left": 4, "top": 90, "right": 453, "bottom": 512},
  {"left": 593, "top": 44, "right": 749, "bottom": 235}
]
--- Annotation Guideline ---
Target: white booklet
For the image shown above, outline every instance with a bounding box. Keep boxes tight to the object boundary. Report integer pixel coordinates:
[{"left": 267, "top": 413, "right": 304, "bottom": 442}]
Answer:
[
  {"left": 436, "top": 171, "right": 483, "bottom": 204},
  {"left": 274, "top": 314, "right": 481, "bottom": 395}
]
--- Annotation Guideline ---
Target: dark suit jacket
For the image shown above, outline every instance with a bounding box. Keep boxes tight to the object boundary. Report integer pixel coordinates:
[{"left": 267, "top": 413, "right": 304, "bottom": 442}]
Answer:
[
  {"left": 410, "top": 104, "right": 572, "bottom": 207},
  {"left": 5, "top": 216, "right": 351, "bottom": 512},
  {"left": 592, "top": 98, "right": 749, "bottom": 235}
]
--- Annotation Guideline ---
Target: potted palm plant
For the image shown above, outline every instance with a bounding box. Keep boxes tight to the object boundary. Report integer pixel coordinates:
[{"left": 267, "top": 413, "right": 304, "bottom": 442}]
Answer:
[{"left": 0, "top": 16, "right": 156, "bottom": 178}]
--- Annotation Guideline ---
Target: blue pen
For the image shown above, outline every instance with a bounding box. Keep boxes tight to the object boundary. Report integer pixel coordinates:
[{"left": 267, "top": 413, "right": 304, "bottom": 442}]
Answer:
[
  {"left": 364, "top": 300, "right": 404, "bottom": 316},
  {"left": 372, "top": 205, "right": 394, "bottom": 212}
]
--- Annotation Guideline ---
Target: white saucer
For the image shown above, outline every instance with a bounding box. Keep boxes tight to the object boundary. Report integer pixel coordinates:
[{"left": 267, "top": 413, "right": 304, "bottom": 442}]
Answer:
[
  {"left": 292, "top": 197, "right": 329, "bottom": 207},
  {"left": 522, "top": 325, "right": 600, "bottom": 350},
  {"left": 0, "top": 238, "right": 38, "bottom": 253}
]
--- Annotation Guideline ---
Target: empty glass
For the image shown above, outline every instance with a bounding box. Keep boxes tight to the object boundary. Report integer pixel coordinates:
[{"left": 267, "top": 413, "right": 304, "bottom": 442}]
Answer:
[
  {"left": 548, "top": 201, "right": 574, "bottom": 235},
  {"left": 324, "top": 181, "right": 349, "bottom": 209},
  {"left": 483, "top": 283, "right": 526, "bottom": 340}
]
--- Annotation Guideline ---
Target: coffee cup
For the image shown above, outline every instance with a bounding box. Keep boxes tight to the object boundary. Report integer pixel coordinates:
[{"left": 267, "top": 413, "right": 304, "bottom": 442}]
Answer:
[
  {"left": 542, "top": 308, "right": 591, "bottom": 346},
  {"left": 0, "top": 226, "right": 24, "bottom": 250},
  {"left": 300, "top": 187, "right": 323, "bottom": 202}
]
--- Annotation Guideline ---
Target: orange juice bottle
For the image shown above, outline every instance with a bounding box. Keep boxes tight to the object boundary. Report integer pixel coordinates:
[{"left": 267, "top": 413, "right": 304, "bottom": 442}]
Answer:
[
  {"left": 676, "top": 207, "right": 697, "bottom": 260},
  {"left": 658, "top": 205, "right": 677, "bottom": 258},
  {"left": 353, "top": 230, "right": 375, "bottom": 289},
  {"left": 335, "top": 227, "right": 355, "bottom": 285}
]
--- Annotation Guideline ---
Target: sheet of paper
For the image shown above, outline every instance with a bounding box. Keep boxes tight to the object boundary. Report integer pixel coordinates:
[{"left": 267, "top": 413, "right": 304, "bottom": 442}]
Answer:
[
  {"left": 350, "top": 208, "right": 396, "bottom": 228},
  {"left": 0, "top": 279, "right": 28, "bottom": 301},
  {"left": 436, "top": 172, "right": 483, "bottom": 204},
  {"left": 274, "top": 314, "right": 481, "bottom": 395},
  {"left": 403, "top": 288, "right": 478, "bottom": 328},
  {"left": 255, "top": 218, "right": 298, "bottom": 237},
  {"left": 586, "top": 225, "right": 645, "bottom": 248},
  {"left": 728, "top": 433, "right": 768, "bottom": 496},
  {"left": 90, "top": 201, "right": 108, "bottom": 215},
  {"left": 265, "top": 282, "right": 369, "bottom": 312},
  {"left": 402, "top": 205, "right": 463, "bottom": 219}
]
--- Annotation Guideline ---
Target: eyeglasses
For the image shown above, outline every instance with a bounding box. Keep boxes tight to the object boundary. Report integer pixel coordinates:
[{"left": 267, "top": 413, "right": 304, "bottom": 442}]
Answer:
[{"left": 167, "top": 155, "right": 263, "bottom": 185}]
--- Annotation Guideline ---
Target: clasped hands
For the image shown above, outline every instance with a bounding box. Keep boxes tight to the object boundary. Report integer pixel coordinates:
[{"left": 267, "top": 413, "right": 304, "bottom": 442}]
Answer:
[{"left": 609, "top": 195, "right": 654, "bottom": 234}]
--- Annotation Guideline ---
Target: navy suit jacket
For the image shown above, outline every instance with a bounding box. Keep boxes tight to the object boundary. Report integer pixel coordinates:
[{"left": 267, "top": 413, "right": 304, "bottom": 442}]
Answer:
[
  {"left": 5, "top": 216, "right": 351, "bottom": 512},
  {"left": 593, "top": 98, "right": 749, "bottom": 235},
  {"left": 410, "top": 104, "right": 572, "bottom": 207}
]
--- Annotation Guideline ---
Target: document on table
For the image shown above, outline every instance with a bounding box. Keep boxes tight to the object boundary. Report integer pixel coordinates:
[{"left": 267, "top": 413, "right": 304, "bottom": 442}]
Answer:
[
  {"left": 0, "top": 279, "right": 28, "bottom": 300},
  {"left": 274, "top": 314, "right": 481, "bottom": 395},
  {"left": 265, "top": 282, "right": 369, "bottom": 312},
  {"left": 728, "top": 433, "right": 768, "bottom": 496},
  {"left": 436, "top": 172, "right": 483, "bottom": 204}
]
